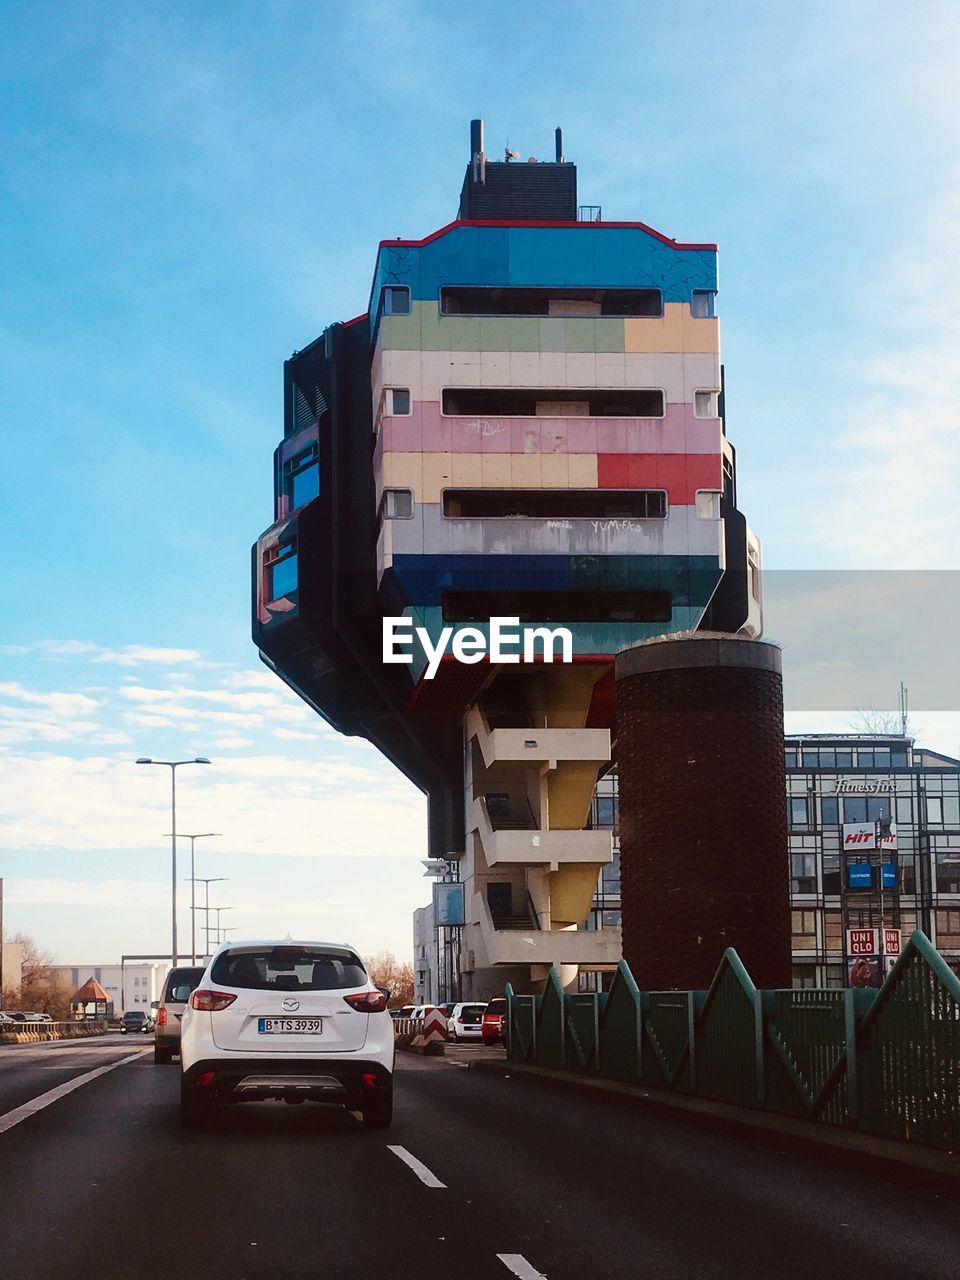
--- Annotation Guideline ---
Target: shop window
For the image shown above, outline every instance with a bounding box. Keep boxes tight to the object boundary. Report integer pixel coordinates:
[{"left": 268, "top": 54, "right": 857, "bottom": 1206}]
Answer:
[
  {"left": 381, "top": 285, "right": 411, "bottom": 316},
  {"left": 690, "top": 290, "right": 717, "bottom": 318}
]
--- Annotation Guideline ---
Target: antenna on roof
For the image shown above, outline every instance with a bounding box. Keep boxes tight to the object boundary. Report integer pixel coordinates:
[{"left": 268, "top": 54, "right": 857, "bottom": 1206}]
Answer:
[
  {"left": 505, "top": 146, "right": 520, "bottom": 162},
  {"left": 470, "top": 118, "right": 486, "bottom": 186},
  {"left": 555, "top": 126, "right": 564, "bottom": 163}
]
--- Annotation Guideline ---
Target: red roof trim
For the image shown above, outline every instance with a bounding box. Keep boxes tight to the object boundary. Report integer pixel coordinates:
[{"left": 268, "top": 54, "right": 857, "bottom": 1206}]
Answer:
[
  {"left": 379, "top": 219, "right": 716, "bottom": 253},
  {"left": 340, "top": 312, "right": 369, "bottom": 329}
]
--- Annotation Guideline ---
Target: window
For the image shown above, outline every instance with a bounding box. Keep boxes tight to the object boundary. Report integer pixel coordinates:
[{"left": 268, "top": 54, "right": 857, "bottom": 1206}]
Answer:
[
  {"left": 857, "top": 751, "right": 874, "bottom": 767},
  {"left": 690, "top": 290, "right": 717, "bottom": 318},
  {"left": 896, "top": 796, "right": 913, "bottom": 824},
  {"left": 695, "top": 490, "right": 720, "bottom": 519},
  {"left": 266, "top": 540, "right": 298, "bottom": 600},
  {"left": 791, "top": 966, "right": 817, "bottom": 990},
  {"left": 791, "top": 853, "right": 817, "bottom": 894},
  {"left": 936, "top": 853, "right": 960, "bottom": 893},
  {"left": 802, "top": 751, "right": 819, "bottom": 767},
  {"left": 819, "top": 750, "right": 836, "bottom": 768},
  {"left": 927, "top": 796, "right": 944, "bottom": 825},
  {"left": 820, "top": 796, "right": 839, "bottom": 825},
  {"left": 835, "top": 750, "right": 853, "bottom": 768},
  {"left": 379, "top": 489, "right": 414, "bottom": 522},
  {"left": 210, "top": 945, "right": 367, "bottom": 991},
  {"left": 785, "top": 749, "right": 798, "bottom": 768},
  {"left": 442, "top": 489, "right": 666, "bottom": 520},
  {"left": 824, "top": 912, "right": 843, "bottom": 951},
  {"left": 843, "top": 797, "right": 867, "bottom": 823},
  {"left": 867, "top": 797, "right": 890, "bottom": 822},
  {"left": 390, "top": 388, "right": 411, "bottom": 415},
  {"left": 439, "top": 285, "right": 662, "bottom": 317},
  {"left": 595, "top": 796, "right": 616, "bottom": 827},
  {"left": 693, "top": 390, "right": 719, "bottom": 418},
  {"left": 822, "top": 853, "right": 841, "bottom": 894},
  {"left": 788, "top": 797, "right": 810, "bottom": 830},
  {"left": 283, "top": 443, "right": 320, "bottom": 510},
  {"left": 601, "top": 852, "right": 621, "bottom": 893},
  {"left": 891, "top": 748, "right": 909, "bottom": 767},
  {"left": 441, "top": 388, "right": 665, "bottom": 418},
  {"left": 442, "top": 589, "right": 671, "bottom": 625},
  {"left": 791, "top": 910, "right": 817, "bottom": 948},
  {"left": 824, "top": 964, "right": 845, "bottom": 990},
  {"left": 936, "top": 910, "right": 960, "bottom": 949},
  {"left": 381, "top": 286, "right": 411, "bottom": 316}
]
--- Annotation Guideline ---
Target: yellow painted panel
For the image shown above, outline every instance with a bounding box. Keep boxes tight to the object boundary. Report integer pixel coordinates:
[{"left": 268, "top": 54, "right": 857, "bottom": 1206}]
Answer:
[
  {"left": 422, "top": 453, "right": 453, "bottom": 501},
  {"left": 509, "top": 454, "right": 542, "bottom": 487},
  {"left": 540, "top": 454, "right": 570, "bottom": 487},
  {"left": 567, "top": 454, "right": 598, "bottom": 488},
  {"left": 449, "top": 453, "right": 483, "bottom": 489},
  {"left": 549, "top": 863, "right": 603, "bottom": 927},
  {"left": 379, "top": 453, "right": 422, "bottom": 495},
  {"left": 625, "top": 304, "right": 719, "bottom": 355},
  {"left": 480, "top": 454, "right": 512, "bottom": 487}
]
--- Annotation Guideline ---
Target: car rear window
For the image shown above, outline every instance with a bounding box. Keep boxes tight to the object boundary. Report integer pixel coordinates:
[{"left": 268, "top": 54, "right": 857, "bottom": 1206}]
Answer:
[
  {"left": 210, "top": 946, "right": 367, "bottom": 992},
  {"left": 459, "top": 1006, "right": 485, "bottom": 1024},
  {"left": 486, "top": 997, "right": 507, "bottom": 1013},
  {"left": 163, "top": 968, "right": 205, "bottom": 1003}
]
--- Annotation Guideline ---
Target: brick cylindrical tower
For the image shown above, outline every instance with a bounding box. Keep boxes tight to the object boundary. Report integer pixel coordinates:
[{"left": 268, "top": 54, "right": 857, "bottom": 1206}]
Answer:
[{"left": 615, "top": 633, "right": 791, "bottom": 991}]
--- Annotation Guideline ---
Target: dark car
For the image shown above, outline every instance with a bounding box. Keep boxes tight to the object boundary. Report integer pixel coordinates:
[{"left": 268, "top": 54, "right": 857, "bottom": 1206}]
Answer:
[
  {"left": 120, "top": 1010, "right": 153, "bottom": 1034},
  {"left": 481, "top": 996, "right": 507, "bottom": 1044}
]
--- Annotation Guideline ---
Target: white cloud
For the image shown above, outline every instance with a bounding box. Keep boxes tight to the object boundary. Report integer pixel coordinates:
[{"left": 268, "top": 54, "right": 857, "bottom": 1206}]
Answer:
[
  {"left": 0, "top": 682, "right": 100, "bottom": 715},
  {"left": 213, "top": 735, "right": 252, "bottom": 749},
  {"left": 92, "top": 645, "right": 204, "bottom": 666},
  {"left": 273, "top": 727, "right": 318, "bottom": 741}
]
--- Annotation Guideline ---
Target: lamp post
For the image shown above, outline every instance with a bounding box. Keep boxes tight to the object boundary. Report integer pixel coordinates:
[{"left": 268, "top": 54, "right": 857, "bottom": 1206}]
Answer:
[
  {"left": 168, "top": 833, "right": 221, "bottom": 963},
  {"left": 212, "top": 905, "right": 233, "bottom": 947},
  {"left": 191, "top": 877, "right": 229, "bottom": 958},
  {"left": 135, "top": 758, "right": 211, "bottom": 967}
]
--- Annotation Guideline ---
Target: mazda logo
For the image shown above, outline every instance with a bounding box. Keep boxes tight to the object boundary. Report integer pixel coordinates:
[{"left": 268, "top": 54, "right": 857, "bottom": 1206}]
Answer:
[{"left": 281, "top": 998, "right": 300, "bottom": 1012}]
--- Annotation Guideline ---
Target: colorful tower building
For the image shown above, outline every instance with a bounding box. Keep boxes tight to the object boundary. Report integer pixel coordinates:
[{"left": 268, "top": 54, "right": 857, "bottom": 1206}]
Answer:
[{"left": 253, "top": 121, "right": 763, "bottom": 996}]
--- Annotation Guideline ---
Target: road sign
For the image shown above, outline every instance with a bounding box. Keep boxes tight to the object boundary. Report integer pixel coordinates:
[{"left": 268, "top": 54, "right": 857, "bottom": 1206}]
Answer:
[
  {"left": 433, "top": 881, "right": 465, "bottom": 926},
  {"left": 421, "top": 1007, "right": 448, "bottom": 1045},
  {"left": 847, "top": 927, "right": 880, "bottom": 957}
]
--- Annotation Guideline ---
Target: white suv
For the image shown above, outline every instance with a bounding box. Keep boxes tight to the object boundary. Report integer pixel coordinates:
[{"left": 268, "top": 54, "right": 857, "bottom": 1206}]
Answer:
[{"left": 179, "top": 940, "right": 394, "bottom": 1130}]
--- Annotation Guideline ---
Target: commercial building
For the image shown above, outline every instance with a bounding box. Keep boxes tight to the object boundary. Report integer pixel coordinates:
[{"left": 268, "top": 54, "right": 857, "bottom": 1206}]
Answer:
[
  {"left": 415, "top": 732, "right": 960, "bottom": 994},
  {"left": 253, "top": 120, "right": 762, "bottom": 997}
]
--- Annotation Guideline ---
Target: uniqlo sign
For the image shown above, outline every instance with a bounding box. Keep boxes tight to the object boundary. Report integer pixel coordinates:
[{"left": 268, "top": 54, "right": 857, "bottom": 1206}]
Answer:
[
  {"left": 847, "top": 927, "right": 880, "bottom": 956},
  {"left": 884, "top": 928, "right": 902, "bottom": 956},
  {"left": 843, "top": 822, "right": 876, "bottom": 849}
]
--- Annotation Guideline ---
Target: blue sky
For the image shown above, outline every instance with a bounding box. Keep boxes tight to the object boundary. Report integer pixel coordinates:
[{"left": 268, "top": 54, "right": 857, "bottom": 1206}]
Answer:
[{"left": 2, "top": 2, "right": 959, "bottom": 965}]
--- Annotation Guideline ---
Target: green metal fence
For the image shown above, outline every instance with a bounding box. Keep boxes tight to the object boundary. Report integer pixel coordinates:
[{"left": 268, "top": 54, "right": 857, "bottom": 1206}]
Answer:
[{"left": 505, "top": 931, "right": 960, "bottom": 1152}]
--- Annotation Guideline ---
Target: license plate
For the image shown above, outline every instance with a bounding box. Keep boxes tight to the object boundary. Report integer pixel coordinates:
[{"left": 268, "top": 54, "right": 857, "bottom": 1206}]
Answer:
[{"left": 258, "top": 1017, "right": 323, "bottom": 1034}]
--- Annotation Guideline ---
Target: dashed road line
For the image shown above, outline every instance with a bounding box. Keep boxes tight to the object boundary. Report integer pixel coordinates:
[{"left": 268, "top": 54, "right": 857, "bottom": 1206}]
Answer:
[
  {"left": 497, "top": 1255, "right": 548, "bottom": 1279},
  {"left": 386, "top": 1144, "right": 447, "bottom": 1188},
  {"left": 0, "top": 1051, "right": 148, "bottom": 1135}
]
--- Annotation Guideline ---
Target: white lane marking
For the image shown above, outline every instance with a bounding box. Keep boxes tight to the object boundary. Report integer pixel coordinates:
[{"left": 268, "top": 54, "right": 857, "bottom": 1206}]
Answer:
[
  {"left": 497, "top": 1255, "right": 548, "bottom": 1280},
  {"left": 0, "top": 1051, "right": 147, "bottom": 1135},
  {"left": 386, "top": 1144, "right": 447, "bottom": 1188}
]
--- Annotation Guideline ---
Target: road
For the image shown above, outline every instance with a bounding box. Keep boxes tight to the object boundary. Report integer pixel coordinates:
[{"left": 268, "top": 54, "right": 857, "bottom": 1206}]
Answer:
[{"left": 0, "top": 1038, "right": 958, "bottom": 1279}]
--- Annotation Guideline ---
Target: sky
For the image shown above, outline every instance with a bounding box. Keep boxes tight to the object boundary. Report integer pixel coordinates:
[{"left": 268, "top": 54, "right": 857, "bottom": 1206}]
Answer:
[{"left": 2, "top": 1, "right": 959, "bottom": 966}]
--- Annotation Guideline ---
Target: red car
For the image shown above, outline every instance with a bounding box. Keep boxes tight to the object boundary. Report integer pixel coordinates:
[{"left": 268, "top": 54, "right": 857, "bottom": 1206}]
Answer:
[{"left": 481, "top": 996, "right": 507, "bottom": 1044}]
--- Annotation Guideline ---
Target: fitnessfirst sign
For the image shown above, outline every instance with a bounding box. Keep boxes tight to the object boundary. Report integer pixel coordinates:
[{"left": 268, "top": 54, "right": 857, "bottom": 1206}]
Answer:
[{"left": 382, "top": 616, "right": 573, "bottom": 680}]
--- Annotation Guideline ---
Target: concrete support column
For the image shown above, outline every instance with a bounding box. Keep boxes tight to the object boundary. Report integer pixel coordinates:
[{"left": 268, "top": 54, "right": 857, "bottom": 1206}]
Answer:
[{"left": 615, "top": 632, "right": 792, "bottom": 991}]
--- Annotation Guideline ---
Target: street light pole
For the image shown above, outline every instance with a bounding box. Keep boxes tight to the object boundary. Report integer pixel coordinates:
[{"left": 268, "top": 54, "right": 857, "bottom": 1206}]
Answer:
[
  {"left": 169, "top": 833, "right": 220, "bottom": 963},
  {"left": 191, "top": 877, "right": 228, "bottom": 958},
  {"left": 212, "top": 905, "right": 233, "bottom": 946},
  {"left": 135, "top": 757, "right": 211, "bottom": 967}
]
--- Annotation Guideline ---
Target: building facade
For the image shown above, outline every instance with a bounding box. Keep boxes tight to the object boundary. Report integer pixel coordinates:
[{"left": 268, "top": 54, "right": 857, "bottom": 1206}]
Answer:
[
  {"left": 53, "top": 963, "right": 168, "bottom": 1015},
  {"left": 415, "top": 732, "right": 960, "bottom": 994},
  {"left": 254, "top": 119, "right": 762, "bottom": 998}
]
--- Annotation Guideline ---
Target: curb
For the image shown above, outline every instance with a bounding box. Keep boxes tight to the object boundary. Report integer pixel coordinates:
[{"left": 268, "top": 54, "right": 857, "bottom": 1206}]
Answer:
[{"left": 470, "top": 1059, "right": 960, "bottom": 1194}]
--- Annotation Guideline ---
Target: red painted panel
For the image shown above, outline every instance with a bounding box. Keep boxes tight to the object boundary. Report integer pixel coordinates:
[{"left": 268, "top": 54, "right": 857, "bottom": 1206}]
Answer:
[{"left": 598, "top": 453, "right": 722, "bottom": 504}]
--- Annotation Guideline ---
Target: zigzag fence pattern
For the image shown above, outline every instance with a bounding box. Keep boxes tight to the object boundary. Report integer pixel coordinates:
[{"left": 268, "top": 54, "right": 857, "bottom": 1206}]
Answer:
[{"left": 505, "top": 931, "right": 960, "bottom": 1152}]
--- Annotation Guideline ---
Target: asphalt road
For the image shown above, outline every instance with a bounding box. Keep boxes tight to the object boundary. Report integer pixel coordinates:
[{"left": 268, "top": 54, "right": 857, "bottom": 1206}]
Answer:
[{"left": 0, "top": 1039, "right": 958, "bottom": 1279}]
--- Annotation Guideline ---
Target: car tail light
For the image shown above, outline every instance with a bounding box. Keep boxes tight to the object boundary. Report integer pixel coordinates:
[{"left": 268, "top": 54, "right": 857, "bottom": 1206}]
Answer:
[
  {"left": 343, "top": 991, "right": 387, "bottom": 1013},
  {"left": 457, "top": 1015, "right": 466, "bottom": 1023},
  {"left": 157, "top": 1008, "right": 167, "bottom": 1027},
  {"left": 190, "top": 989, "right": 237, "bottom": 1012}
]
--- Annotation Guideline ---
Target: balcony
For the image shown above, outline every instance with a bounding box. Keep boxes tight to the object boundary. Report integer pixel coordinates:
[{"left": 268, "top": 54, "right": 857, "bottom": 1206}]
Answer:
[
  {"left": 471, "top": 798, "right": 612, "bottom": 870},
  {"left": 466, "top": 705, "right": 610, "bottom": 772}
]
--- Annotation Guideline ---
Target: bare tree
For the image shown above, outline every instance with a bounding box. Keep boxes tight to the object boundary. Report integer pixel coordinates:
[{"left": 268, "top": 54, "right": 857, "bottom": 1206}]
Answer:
[
  {"left": 7, "top": 932, "right": 72, "bottom": 1019},
  {"left": 849, "top": 706, "right": 911, "bottom": 736},
  {"left": 363, "top": 950, "right": 414, "bottom": 1007}
]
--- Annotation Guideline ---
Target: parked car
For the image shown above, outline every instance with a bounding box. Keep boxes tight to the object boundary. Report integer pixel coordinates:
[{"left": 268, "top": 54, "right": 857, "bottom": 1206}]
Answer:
[
  {"left": 447, "top": 1002, "right": 487, "bottom": 1041},
  {"left": 154, "top": 966, "right": 206, "bottom": 1064},
  {"left": 120, "top": 1010, "right": 153, "bottom": 1034},
  {"left": 35, "top": 1013, "right": 53, "bottom": 1022},
  {"left": 179, "top": 940, "right": 395, "bottom": 1130},
  {"left": 481, "top": 996, "right": 507, "bottom": 1044},
  {"left": 4, "top": 1011, "right": 43, "bottom": 1023}
]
